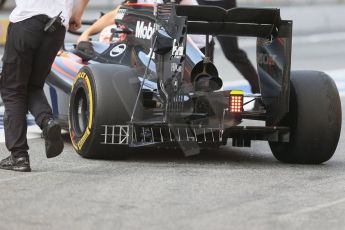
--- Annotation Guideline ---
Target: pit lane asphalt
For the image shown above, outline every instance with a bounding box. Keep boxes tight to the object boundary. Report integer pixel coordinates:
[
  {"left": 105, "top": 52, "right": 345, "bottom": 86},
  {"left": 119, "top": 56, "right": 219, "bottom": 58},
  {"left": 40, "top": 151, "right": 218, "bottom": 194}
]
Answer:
[
  {"left": 0, "top": 74, "right": 344, "bottom": 229},
  {"left": 0, "top": 97, "right": 344, "bottom": 230}
]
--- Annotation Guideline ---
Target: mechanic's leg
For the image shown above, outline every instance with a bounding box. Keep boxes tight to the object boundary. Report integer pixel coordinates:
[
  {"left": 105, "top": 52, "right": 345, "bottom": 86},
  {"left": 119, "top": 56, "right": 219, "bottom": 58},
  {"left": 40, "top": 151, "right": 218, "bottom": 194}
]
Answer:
[
  {"left": 217, "top": 35, "right": 260, "bottom": 93},
  {"left": 0, "top": 22, "right": 39, "bottom": 158},
  {"left": 28, "top": 26, "right": 66, "bottom": 128},
  {"left": 196, "top": 0, "right": 260, "bottom": 93}
]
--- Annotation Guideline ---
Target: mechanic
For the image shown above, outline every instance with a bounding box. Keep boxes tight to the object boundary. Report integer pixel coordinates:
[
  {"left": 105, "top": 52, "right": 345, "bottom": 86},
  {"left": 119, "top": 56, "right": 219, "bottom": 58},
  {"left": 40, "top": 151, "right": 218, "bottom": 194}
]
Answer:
[
  {"left": 0, "top": 0, "right": 89, "bottom": 172},
  {"left": 77, "top": 0, "right": 204, "bottom": 46},
  {"left": 77, "top": 1, "right": 127, "bottom": 44},
  {"left": 197, "top": 0, "right": 260, "bottom": 94}
]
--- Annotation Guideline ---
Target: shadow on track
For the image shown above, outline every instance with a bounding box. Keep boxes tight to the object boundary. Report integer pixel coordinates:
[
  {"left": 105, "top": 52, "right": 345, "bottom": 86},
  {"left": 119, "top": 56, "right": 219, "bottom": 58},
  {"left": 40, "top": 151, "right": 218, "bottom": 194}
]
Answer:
[
  {"left": 61, "top": 133, "right": 340, "bottom": 170},
  {"left": 62, "top": 133, "right": 280, "bottom": 165}
]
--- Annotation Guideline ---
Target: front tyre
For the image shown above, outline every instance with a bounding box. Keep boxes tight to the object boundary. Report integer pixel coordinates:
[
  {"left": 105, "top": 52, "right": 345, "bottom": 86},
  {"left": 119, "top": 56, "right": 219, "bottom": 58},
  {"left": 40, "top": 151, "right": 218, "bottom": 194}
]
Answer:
[{"left": 270, "top": 71, "right": 342, "bottom": 164}]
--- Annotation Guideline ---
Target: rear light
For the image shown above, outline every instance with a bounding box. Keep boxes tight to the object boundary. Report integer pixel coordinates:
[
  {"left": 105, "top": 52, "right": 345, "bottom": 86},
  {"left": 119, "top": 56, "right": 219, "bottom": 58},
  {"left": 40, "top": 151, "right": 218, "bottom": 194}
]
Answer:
[{"left": 229, "top": 90, "right": 244, "bottom": 113}]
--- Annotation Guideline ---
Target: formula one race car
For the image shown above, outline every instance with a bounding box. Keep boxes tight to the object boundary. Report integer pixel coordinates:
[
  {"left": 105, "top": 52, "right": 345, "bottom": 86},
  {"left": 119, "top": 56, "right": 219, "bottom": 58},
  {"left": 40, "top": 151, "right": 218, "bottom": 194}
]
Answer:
[{"left": 45, "top": 1, "right": 342, "bottom": 163}]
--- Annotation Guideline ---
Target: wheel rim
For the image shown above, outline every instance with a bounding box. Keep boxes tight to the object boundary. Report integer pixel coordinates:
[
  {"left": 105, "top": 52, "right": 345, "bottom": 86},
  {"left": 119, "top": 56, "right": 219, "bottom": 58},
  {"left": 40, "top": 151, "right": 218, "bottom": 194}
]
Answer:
[{"left": 73, "top": 88, "right": 89, "bottom": 136}]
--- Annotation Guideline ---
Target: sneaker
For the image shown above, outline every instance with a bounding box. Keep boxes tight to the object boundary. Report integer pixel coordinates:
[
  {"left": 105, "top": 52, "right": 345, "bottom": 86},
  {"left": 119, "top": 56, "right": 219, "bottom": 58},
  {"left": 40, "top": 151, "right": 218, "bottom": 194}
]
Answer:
[
  {"left": 43, "top": 119, "right": 64, "bottom": 158},
  {"left": 0, "top": 155, "right": 31, "bottom": 172}
]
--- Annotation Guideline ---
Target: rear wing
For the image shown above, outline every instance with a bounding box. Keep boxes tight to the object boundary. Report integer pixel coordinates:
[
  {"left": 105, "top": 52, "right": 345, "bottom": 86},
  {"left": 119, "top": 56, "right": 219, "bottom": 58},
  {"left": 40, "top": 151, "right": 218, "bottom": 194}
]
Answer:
[
  {"left": 154, "top": 3, "right": 292, "bottom": 125},
  {"left": 175, "top": 5, "right": 281, "bottom": 38},
  {"left": 175, "top": 5, "right": 292, "bottom": 125}
]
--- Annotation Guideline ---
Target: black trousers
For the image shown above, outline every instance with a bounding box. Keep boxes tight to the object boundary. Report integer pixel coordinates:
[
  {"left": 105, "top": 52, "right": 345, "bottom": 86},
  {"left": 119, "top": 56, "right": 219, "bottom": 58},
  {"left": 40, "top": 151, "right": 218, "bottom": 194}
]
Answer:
[
  {"left": 197, "top": 0, "right": 260, "bottom": 93},
  {"left": 0, "top": 15, "right": 65, "bottom": 158}
]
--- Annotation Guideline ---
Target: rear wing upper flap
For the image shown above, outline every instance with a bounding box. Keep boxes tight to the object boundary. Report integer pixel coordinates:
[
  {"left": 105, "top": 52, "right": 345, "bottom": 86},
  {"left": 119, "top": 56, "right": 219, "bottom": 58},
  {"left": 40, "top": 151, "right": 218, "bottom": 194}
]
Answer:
[{"left": 175, "top": 5, "right": 281, "bottom": 38}]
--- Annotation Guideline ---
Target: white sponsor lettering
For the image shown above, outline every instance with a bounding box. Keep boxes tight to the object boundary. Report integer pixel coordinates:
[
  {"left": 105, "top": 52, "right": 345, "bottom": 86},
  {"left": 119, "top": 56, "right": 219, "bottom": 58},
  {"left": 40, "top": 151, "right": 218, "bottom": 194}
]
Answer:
[
  {"left": 147, "top": 48, "right": 155, "bottom": 60},
  {"left": 171, "top": 63, "right": 182, "bottom": 72},
  {"left": 135, "top": 21, "right": 155, "bottom": 40},
  {"left": 110, "top": 44, "right": 127, "bottom": 57},
  {"left": 172, "top": 39, "right": 184, "bottom": 57},
  {"left": 115, "top": 9, "right": 127, "bottom": 20}
]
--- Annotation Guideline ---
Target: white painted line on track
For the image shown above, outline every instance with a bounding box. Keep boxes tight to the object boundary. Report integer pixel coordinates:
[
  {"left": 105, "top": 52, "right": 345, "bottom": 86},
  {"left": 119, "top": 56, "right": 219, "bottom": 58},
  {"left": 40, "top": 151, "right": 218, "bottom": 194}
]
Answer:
[
  {"left": 238, "top": 32, "right": 345, "bottom": 48},
  {"left": 0, "top": 106, "right": 41, "bottom": 143},
  {"left": 0, "top": 126, "right": 41, "bottom": 143},
  {"left": 294, "top": 32, "right": 345, "bottom": 44},
  {"left": 223, "top": 68, "right": 345, "bottom": 97},
  {"left": 326, "top": 69, "right": 345, "bottom": 97},
  {"left": 278, "top": 197, "right": 345, "bottom": 220},
  {"left": 325, "top": 69, "right": 345, "bottom": 80}
]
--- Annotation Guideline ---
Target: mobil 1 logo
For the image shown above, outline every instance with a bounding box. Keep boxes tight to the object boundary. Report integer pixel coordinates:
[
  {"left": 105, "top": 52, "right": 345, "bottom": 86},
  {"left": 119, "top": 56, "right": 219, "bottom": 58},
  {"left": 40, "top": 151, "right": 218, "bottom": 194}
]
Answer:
[
  {"left": 135, "top": 21, "right": 155, "bottom": 40},
  {"left": 110, "top": 44, "right": 127, "bottom": 57}
]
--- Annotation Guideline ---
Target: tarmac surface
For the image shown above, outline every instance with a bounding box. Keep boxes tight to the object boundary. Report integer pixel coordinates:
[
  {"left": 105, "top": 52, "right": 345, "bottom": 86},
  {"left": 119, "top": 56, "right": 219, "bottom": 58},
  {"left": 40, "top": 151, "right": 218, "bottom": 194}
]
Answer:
[{"left": 0, "top": 101, "right": 344, "bottom": 230}]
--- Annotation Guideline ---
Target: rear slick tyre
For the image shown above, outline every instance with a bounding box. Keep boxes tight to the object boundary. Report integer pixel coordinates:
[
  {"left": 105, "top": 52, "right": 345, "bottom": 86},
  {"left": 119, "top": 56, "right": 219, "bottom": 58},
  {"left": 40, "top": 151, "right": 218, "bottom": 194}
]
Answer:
[
  {"left": 269, "top": 71, "right": 342, "bottom": 164},
  {"left": 69, "top": 64, "right": 140, "bottom": 159}
]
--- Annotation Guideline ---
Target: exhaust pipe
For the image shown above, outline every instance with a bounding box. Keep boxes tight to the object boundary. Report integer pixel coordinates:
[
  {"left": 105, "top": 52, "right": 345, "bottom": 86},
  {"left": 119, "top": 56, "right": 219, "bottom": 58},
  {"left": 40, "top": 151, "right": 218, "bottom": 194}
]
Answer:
[{"left": 191, "top": 60, "right": 223, "bottom": 92}]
